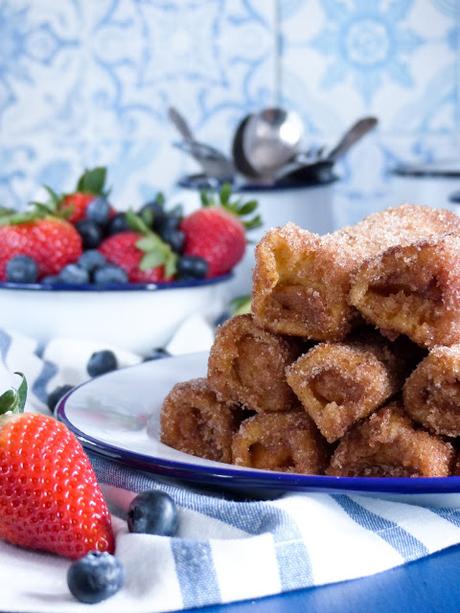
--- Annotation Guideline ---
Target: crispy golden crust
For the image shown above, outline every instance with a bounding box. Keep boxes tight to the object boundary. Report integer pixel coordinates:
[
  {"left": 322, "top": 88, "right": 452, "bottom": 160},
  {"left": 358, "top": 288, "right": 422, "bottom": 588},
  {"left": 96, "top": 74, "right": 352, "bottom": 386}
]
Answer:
[
  {"left": 326, "top": 402, "right": 454, "bottom": 477},
  {"left": 252, "top": 206, "right": 460, "bottom": 341},
  {"left": 252, "top": 224, "right": 356, "bottom": 340},
  {"left": 286, "top": 331, "right": 411, "bottom": 443},
  {"left": 232, "top": 412, "right": 330, "bottom": 474},
  {"left": 207, "top": 314, "right": 303, "bottom": 413},
  {"left": 349, "top": 234, "right": 460, "bottom": 348},
  {"left": 403, "top": 344, "right": 460, "bottom": 437},
  {"left": 160, "top": 378, "right": 248, "bottom": 463}
]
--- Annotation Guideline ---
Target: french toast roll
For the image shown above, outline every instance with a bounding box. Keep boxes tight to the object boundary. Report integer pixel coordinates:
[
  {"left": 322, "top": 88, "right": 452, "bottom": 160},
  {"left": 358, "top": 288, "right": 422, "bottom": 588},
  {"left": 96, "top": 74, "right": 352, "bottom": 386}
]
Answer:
[
  {"left": 326, "top": 402, "right": 454, "bottom": 478},
  {"left": 349, "top": 234, "right": 460, "bottom": 348},
  {"left": 160, "top": 378, "right": 249, "bottom": 463},
  {"left": 207, "top": 314, "right": 303, "bottom": 413},
  {"left": 403, "top": 344, "right": 460, "bottom": 437},
  {"left": 252, "top": 206, "right": 460, "bottom": 341},
  {"left": 232, "top": 412, "right": 329, "bottom": 474},
  {"left": 286, "top": 332, "right": 412, "bottom": 443}
]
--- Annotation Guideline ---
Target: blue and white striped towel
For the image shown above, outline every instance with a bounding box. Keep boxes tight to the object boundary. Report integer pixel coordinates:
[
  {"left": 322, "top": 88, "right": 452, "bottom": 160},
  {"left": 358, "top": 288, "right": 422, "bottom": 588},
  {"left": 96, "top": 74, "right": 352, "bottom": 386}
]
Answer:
[{"left": 1, "top": 326, "right": 460, "bottom": 612}]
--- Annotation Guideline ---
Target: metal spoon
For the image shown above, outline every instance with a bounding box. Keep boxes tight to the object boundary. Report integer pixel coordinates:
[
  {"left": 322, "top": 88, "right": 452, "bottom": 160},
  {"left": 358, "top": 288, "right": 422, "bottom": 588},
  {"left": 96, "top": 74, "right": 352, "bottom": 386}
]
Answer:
[
  {"left": 241, "top": 107, "right": 304, "bottom": 179},
  {"left": 168, "top": 106, "right": 235, "bottom": 181}
]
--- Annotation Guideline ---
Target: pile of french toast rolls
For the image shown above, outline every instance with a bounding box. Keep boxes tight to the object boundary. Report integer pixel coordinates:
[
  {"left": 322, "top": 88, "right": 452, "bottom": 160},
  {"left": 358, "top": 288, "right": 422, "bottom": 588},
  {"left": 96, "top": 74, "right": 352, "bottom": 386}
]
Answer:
[{"left": 161, "top": 204, "right": 460, "bottom": 478}]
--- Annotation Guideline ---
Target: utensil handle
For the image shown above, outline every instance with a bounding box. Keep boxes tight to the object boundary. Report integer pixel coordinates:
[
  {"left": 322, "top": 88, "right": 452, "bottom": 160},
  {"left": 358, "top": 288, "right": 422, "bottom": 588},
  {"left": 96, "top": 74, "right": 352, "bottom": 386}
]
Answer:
[
  {"left": 168, "top": 106, "right": 195, "bottom": 143},
  {"left": 327, "top": 116, "right": 378, "bottom": 162}
]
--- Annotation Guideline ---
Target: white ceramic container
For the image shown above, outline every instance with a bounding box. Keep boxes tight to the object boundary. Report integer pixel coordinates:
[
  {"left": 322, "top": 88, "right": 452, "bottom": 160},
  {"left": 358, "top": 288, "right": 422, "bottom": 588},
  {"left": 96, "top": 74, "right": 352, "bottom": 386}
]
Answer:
[
  {"left": 390, "top": 160, "right": 460, "bottom": 209},
  {"left": 0, "top": 277, "right": 232, "bottom": 354}
]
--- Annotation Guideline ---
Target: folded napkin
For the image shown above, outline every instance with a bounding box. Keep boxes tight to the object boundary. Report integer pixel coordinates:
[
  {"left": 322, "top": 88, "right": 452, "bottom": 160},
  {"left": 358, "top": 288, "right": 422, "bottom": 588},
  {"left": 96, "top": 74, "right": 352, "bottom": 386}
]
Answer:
[{"left": 1, "top": 324, "right": 460, "bottom": 613}]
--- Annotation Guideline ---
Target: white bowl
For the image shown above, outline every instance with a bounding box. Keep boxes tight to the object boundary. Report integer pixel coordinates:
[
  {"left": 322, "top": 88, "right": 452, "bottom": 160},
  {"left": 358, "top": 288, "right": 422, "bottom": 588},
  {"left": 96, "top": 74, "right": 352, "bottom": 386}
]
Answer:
[{"left": 0, "top": 277, "right": 232, "bottom": 354}]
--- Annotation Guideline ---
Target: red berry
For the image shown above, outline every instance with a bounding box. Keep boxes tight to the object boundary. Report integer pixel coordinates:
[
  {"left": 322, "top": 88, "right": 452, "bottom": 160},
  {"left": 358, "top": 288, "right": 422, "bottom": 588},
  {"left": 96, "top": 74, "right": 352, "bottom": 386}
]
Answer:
[
  {"left": 99, "top": 231, "right": 166, "bottom": 283},
  {"left": 181, "top": 208, "right": 246, "bottom": 277},
  {"left": 60, "top": 193, "right": 95, "bottom": 223},
  {"left": 0, "top": 412, "right": 114, "bottom": 559},
  {"left": 0, "top": 218, "right": 82, "bottom": 281}
]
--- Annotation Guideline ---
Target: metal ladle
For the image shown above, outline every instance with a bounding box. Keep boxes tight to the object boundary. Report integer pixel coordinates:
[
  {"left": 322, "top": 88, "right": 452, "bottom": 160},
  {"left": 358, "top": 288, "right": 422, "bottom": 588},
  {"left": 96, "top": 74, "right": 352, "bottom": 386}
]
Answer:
[{"left": 240, "top": 107, "right": 304, "bottom": 179}]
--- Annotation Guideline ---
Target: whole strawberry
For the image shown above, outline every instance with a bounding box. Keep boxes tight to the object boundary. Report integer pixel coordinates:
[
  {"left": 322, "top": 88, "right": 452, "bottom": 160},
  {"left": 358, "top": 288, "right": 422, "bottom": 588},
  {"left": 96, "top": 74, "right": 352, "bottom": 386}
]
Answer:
[
  {"left": 0, "top": 374, "right": 114, "bottom": 559},
  {"left": 99, "top": 212, "right": 177, "bottom": 282},
  {"left": 181, "top": 184, "right": 261, "bottom": 277},
  {"left": 59, "top": 167, "right": 111, "bottom": 223},
  {"left": 0, "top": 210, "right": 82, "bottom": 281}
]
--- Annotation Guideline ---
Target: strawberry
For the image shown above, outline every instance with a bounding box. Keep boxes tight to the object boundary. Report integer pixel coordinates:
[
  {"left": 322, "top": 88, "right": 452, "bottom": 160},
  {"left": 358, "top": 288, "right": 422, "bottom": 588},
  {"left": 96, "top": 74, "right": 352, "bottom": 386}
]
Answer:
[
  {"left": 180, "top": 184, "right": 261, "bottom": 277},
  {"left": 99, "top": 212, "right": 177, "bottom": 283},
  {"left": 61, "top": 192, "right": 95, "bottom": 224},
  {"left": 0, "top": 374, "right": 114, "bottom": 559},
  {"left": 36, "top": 168, "right": 112, "bottom": 224},
  {"left": 0, "top": 210, "right": 82, "bottom": 281}
]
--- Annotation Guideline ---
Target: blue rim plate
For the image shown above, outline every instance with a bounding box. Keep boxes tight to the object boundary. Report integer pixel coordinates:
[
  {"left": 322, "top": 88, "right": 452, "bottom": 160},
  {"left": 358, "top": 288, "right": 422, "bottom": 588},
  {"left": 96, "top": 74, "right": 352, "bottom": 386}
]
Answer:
[
  {"left": 56, "top": 353, "right": 460, "bottom": 498},
  {"left": 0, "top": 273, "right": 232, "bottom": 293}
]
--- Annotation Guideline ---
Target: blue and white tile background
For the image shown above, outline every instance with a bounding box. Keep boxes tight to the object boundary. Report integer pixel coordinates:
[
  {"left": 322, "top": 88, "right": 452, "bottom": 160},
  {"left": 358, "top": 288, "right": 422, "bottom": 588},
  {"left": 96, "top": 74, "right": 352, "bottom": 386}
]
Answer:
[{"left": 0, "top": 0, "right": 459, "bottom": 209}]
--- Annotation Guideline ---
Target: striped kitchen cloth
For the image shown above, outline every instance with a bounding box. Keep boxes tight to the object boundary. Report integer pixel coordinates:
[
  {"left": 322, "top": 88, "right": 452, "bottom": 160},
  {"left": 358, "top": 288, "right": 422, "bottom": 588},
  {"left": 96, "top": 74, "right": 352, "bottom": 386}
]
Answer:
[{"left": 1, "top": 326, "right": 460, "bottom": 612}]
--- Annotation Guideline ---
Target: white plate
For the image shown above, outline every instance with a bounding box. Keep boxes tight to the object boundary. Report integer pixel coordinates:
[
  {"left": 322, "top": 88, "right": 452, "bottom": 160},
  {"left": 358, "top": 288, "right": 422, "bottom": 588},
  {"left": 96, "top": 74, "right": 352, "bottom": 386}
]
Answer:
[{"left": 57, "top": 353, "right": 460, "bottom": 505}]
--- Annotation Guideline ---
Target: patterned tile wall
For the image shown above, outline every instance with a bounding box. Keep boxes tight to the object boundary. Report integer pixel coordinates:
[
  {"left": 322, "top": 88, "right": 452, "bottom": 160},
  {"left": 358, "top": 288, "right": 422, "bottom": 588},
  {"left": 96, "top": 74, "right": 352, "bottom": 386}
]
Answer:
[{"left": 0, "top": 0, "right": 458, "bottom": 208}]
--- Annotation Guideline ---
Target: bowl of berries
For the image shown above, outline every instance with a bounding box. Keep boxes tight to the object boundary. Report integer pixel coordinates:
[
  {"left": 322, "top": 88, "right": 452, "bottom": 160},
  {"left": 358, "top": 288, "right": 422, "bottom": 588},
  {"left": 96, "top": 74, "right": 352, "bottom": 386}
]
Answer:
[{"left": 0, "top": 169, "right": 260, "bottom": 353}]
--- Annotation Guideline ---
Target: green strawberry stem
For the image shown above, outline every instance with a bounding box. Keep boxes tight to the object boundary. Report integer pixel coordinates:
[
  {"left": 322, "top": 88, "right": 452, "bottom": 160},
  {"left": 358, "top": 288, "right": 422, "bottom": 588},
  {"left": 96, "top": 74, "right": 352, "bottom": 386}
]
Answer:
[
  {"left": 200, "top": 183, "right": 262, "bottom": 231},
  {"left": 230, "top": 295, "right": 252, "bottom": 316},
  {"left": 125, "top": 211, "right": 178, "bottom": 277},
  {"left": 0, "top": 373, "right": 27, "bottom": 415},
  {"left": 0, "top": 207, "right": 45, "bottom": 226},
  {"left": 27, "top": 167, "right": 110, "bottom": 221},
  {"left": 75, "top": 167, "right": 109, "bottom": 196}
]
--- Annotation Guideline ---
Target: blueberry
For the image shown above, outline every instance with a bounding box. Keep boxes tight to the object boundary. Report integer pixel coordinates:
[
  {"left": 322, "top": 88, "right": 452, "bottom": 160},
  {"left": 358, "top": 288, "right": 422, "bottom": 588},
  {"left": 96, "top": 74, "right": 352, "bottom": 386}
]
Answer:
[
  {"left": 107, "top": 213, "right": 129, "bottom": 236},
  {"left": 161, "top": 228, "right": 185, "bottom": 253},
  {"left": 76, "top": 220, "right": 103, "bottom": 249},
  {"left": 140, "top": 201, "right": 165, "bottom": 228},
  {"left": 86, "top": 197, "right": 111, "bottom": 225},
  {"left": 155, "top": 214, "right": 181, "bottom": 235},
  {"left": 67, "top": 551, "right": 124, "bottom": 604},
  {"left": 47, "top": 384, "right": 73, "bottom": 413},
  {"left": 79, "top": 250, "right": 107, "bottom": 272},
  {"left": 93, "top": 265, "right": 128, "bottom": 285},
  {"left": 41, "top": 275, "right": 59, "bottom": 285},
  {"left": 169, "top": 204, "right": 184, "bottom": 218},
  {"left": 214, "top": 311, "right": 230, "bottom": 327},
  {"left": 58, "top": 264, "right": 89, "bottom": 285},
  {"left": 177, "top": 255, "right": 208, "bottom": 280},
  {"left": 127, "top": 490, "right": 178, "bottom": 536},
  {"left": 87, "top": 350, "right": 118, "bottom": 377},
  {"left": 143, "top": 348, "right": 170, "bottom": 362},
  {"left": 6, "top": 255, "right": 38, "bottom": 283}
]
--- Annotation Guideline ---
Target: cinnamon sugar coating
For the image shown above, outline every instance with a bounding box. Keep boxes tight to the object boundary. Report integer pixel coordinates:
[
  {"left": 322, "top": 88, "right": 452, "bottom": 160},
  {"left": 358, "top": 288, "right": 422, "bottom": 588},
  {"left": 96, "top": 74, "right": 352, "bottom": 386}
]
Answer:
[
  {"left": 232, "top": 412, "right": 330, "bottom": 474},
  {"left": 403, "top": 344, "right": 460, "bottom": 437},
  {"left": 286, "top": 331, "right": 412, "bottom": 443},
  {"left": 207, "top": 314, "right": 303, "bottom": 413},
  {"left": 326, "top": 402, "right": 454, "bottom": 477},
  {"left": 160, "top": 378, "right": 248, "bottom": 463},
  {"left": 454, "top": 454, "right": 460, "bottom": 475},
  {"left": 350, "top": 234, "right": 460, "bottom": 348},
  {"left": 252, "top": 205, "right": 460, "bottom": 341}
]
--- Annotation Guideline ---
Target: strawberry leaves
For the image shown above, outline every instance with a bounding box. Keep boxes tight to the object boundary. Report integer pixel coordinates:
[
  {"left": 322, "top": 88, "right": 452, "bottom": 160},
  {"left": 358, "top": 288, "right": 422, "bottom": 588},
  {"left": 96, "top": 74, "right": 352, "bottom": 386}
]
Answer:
[
  {"left": 76, "top": 167, "right": 108, "bottom": 196},
  {"left": 0, "top": 373, "right": 27, "bottom": 416},
  {"left": 200, "top": 183, "right": 262, "bottom": 231},
  {"left": 0, "top": 210, "right": 42, "bottom": 226},
  {"left": 126, "top": 211, "right": 178, "bottom": 277}
]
